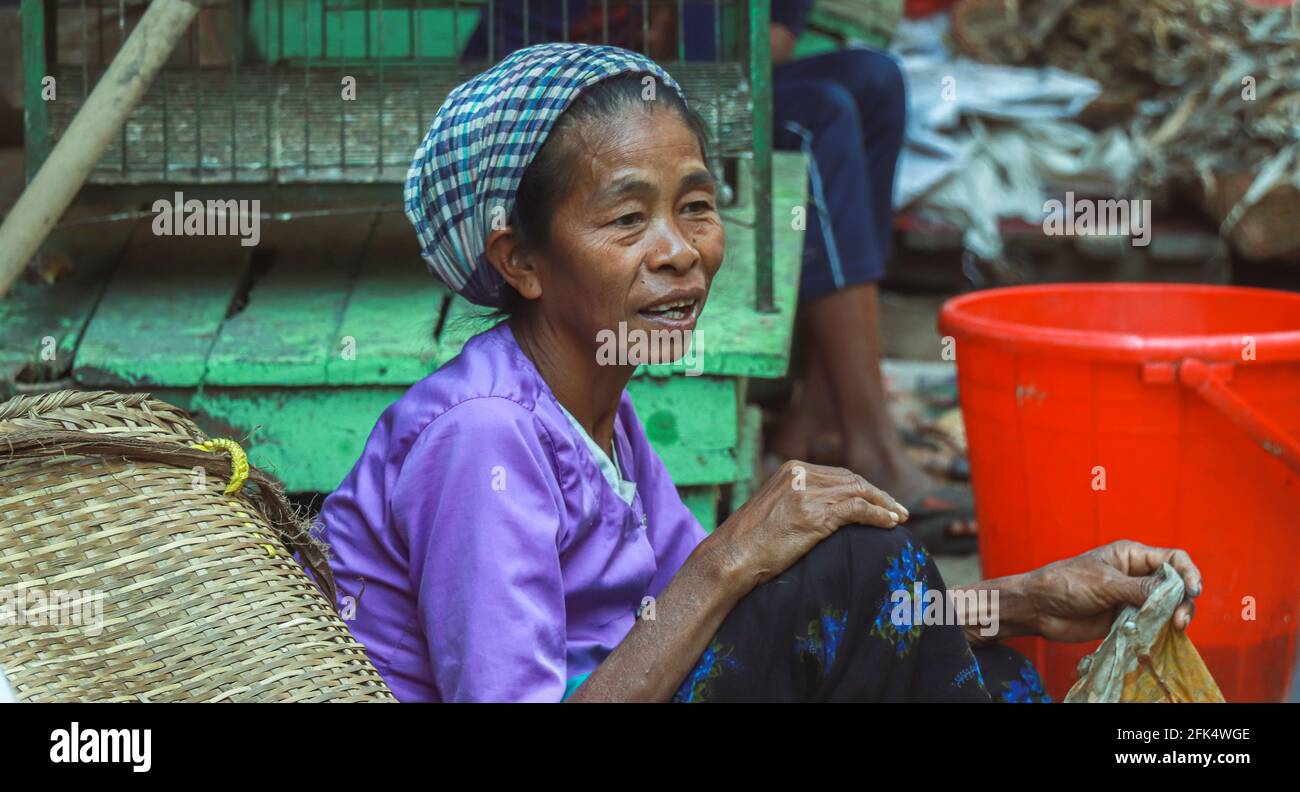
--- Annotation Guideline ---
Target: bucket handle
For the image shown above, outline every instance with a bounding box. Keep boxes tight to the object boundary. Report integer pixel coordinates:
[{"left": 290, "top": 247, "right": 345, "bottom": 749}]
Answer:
[{"left": 1146, "top": 358, "right": 1300, "bottom": 476}]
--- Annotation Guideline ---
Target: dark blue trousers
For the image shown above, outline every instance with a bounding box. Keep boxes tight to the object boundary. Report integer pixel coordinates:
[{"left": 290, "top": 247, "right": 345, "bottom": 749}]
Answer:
[{"left": 773, "top": 48, "right": 907, "bottom": 303}]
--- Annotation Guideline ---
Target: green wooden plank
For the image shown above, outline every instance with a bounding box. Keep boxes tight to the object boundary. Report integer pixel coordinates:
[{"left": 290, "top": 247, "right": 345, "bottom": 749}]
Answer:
[
  {"left": 249, "top": 1, "right": 481, "bottom": 61},
  {"left": 431, "top": 295, "right": 494, "bottom": 369},
  {"left": 0, "top": 216, "right": 138, "bottom": 393},
  {"left": 164, "top": 385, "right": 744, "bottom": 495},
  {"left": 162, "top": 386, "right": 406, "bottom": 493},
  {"left": 655, "top": 446, "right": 739, "bottom": 487},
  {"left": 432, "top": 153, "right": 807, "bottom": 379},
  {"left": 627, "top": 375, "right": 738, "bottom": 485},
  {"left": 680, "top": 486, "right": 720, "bottom": 534},
  {"left": 74, "top": 235, "right": 251, "bottom": 387},
  {"left": 20, "top": 0, "right": 50, "bottom": 180},
  {"left": 205, "top": 212, "right": 375, "bottom": 386},
  {"left": 326, "top": 212, "right": 449, "bottom": 385},
  {"left": 729, "top": 405, "right": 764, "bottom": 513},
  {"left": 162, "top": 380, "right": 745, "bottom": 492},
  {"left": 801, "top": 5, "right": 898, "bottom": 53}
]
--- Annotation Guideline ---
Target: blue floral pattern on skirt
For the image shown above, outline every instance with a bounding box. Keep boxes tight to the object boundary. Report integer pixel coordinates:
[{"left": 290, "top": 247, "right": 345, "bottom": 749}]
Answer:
[
  {"left": 871, "top": 539, "right": 930, "bottom": 657},
  {"left": 795, "top": 608, "right": 849, "bottom": 677},
  {"left": 672, "top": 640, "right": 742, "bottom": 703},
  {"left": 669, "top": 526, "right": 1052, "bottom": 702}
]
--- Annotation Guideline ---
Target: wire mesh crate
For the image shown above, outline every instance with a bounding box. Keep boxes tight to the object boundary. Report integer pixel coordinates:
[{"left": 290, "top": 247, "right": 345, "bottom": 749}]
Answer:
[{"left": 22, "top": 0, "right": 778, "bottom": 307}]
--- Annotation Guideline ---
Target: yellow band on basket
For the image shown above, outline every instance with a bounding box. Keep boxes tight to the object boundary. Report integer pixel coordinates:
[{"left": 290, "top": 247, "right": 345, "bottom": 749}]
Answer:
[
  {"left": 191, "top": 438, "right": 250, "bottom": 495},
  {"left": 191, "top": 438, "right": 275, "bottom": 558}
]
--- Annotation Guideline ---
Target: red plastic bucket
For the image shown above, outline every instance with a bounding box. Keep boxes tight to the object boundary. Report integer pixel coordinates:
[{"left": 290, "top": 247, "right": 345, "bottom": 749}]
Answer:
[{"left": 939, "top": 283, "right": 1300, "bottom": 702}]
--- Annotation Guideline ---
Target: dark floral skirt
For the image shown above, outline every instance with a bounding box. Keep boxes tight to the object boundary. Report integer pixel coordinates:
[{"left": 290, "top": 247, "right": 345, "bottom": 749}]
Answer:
[{"left": 672, "top": 525, "right": 1051, "bottom": 703}]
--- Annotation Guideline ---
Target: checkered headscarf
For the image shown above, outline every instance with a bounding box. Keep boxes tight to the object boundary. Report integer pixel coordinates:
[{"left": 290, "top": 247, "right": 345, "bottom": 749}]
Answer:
[{"left": 404, "top": 43, "right": 685, "bottom": 307}]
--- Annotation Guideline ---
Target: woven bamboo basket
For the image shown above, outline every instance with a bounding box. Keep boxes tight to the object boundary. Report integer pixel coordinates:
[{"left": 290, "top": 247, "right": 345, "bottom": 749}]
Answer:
[{"left": 0, "top": 390, "right": 394, "bottom": 702}]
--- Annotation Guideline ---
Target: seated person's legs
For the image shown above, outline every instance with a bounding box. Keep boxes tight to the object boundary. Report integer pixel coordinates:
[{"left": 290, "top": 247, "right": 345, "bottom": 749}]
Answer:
[
  {"left": 768, "top": 54, "right": 971, "bottom": 539},
  {"left": 673, "top": 525, "right": 997, "bottom": 702},
  {"left": 772, "top": 78, "right": 881, "bottom": 301},
  {"left": 807, "top": 48, "right": 906, "bottom": 255}
]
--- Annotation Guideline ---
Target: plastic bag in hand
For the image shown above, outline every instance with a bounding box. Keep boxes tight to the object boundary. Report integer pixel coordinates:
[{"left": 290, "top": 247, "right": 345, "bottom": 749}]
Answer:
[{"left": 1065, "top": 563, "right": 1224, "bottom": 703}]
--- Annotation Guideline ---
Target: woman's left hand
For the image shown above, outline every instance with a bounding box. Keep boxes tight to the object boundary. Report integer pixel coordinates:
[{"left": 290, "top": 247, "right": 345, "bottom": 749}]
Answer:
[{"left": 1024, "top": 540, "right": 1202, "bottom": 644}]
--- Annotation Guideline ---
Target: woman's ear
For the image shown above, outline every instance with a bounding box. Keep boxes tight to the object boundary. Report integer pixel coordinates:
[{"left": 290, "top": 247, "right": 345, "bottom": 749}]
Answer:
[{"left": 485, "top": 227, "right": 543, "bottom": 301}]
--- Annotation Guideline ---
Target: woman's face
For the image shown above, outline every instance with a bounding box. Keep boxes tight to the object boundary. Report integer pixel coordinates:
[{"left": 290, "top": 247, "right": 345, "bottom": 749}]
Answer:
[{"left": 529, "top": 104, "right": 724, "bottom": 365}]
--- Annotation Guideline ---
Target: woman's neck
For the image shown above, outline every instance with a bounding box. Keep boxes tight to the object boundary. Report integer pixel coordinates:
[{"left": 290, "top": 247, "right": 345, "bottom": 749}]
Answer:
[{"left": 509, "top": 312, "right": 633, "bottom": 455}]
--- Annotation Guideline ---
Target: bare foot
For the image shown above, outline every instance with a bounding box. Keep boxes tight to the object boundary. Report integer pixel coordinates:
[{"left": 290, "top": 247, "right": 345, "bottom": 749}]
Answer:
[
  {"left": 844, "top": 441, "right": 976, "bottom": 540},
  {"left": 767, "top": 393, "right": 841, "bottom": 466}
]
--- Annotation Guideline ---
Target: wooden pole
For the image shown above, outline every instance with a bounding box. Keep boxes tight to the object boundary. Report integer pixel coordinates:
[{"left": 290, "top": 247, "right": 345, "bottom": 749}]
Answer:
[{"left": 0, "top": 0, "right": 200, "bottom": 300}]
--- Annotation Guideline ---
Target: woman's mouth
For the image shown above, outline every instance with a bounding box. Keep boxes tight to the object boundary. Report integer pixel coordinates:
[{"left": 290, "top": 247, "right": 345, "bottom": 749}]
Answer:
[{"left": 639, "top": 298, "right": 698, "bottom": 322}]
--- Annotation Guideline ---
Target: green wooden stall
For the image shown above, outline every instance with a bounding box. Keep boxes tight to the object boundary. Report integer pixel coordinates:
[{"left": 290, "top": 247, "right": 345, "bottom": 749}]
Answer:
[
  {"left": 0, "top": 154, "right": 805, "bottom": 529},
  {"left": 8, "top": 1, "right": 808, "bottom": 530}
]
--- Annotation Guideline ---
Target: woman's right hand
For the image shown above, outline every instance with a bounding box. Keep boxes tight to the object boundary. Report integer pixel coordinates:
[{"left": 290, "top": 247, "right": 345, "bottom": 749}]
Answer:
[{"left": 708, "top": 460, "right": 909, "bottom": 592}]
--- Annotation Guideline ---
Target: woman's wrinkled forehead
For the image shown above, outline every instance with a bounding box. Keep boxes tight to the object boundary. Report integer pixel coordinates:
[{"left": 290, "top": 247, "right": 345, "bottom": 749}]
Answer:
[
  {"left": 515, "top": 76, "right": 710, "bottom": 240},
  {"left": 570, "top": 112, "right": 715, "bottom": 204},
  {"left": 403, "top": 43, "right": 687, "bottom": 308}
]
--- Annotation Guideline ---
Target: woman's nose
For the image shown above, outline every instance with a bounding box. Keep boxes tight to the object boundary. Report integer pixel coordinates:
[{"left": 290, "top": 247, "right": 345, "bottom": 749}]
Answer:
[{"left": 645, "top": 218, "right": 699, "bottom": 273}]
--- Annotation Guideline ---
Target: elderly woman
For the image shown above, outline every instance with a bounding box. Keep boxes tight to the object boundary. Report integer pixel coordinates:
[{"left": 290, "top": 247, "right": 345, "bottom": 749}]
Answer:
[
  {"left": 319, "top": 43, "right": 1201, "bottom": 703},
  {"left": 463, "top": 0, "right": 977, "bottom": 553}
]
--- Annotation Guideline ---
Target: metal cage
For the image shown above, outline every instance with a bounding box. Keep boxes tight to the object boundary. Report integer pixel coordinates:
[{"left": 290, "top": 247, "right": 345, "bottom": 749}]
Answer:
[{"left": 22, "top": 0, "right": 777, "bottom": 307}]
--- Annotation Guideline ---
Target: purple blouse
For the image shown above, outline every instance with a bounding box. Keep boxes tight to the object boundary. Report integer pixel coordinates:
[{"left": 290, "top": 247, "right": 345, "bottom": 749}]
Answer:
[{"left": 319, "top": 322, "right": 708, "bottom": 702}]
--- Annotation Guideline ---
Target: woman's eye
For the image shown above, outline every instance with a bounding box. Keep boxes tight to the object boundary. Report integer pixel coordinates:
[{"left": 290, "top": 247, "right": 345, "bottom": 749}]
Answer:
[
  {"left": 684, "top": 200, "right": 714, "bottom": 214},
  {"left": 613, "top": 212, "right": 644, "bottom": 227}
]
